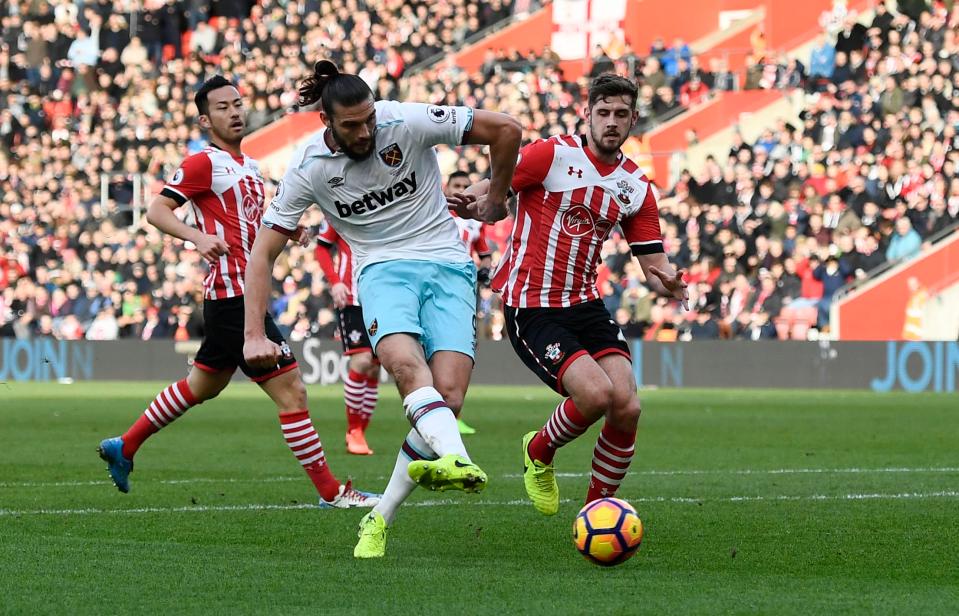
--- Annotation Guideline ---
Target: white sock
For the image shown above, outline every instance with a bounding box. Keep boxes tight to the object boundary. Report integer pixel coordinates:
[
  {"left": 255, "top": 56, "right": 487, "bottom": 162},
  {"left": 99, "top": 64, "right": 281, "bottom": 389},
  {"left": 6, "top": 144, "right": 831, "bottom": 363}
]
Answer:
[
  {"left": 373, "top": 429, "right": 434, "bottom": 524},
  {"left": 403, "top": 386, "right": 469, "bottom": 460}
]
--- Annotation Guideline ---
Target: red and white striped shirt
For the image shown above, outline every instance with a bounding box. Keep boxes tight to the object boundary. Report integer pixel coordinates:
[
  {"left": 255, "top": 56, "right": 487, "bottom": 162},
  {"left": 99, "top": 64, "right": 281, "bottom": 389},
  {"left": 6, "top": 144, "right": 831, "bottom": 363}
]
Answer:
[
  {"left": 492, "top": 135, "right": 663, "bottom": 308},
  {"left": 161, "top": 145, "right": 266, "bottom": 300},
  {"left": 314, "top": 219, "right": 358, "bottom": 306},
  {"left": 451, "top": 213, "right": 492, "bottom": 260}
]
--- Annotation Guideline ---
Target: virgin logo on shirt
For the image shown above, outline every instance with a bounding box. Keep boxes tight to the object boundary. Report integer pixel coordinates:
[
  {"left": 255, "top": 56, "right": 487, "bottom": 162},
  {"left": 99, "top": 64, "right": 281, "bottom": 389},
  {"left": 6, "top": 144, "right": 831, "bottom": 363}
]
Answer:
[
  {"left": 561, "top": 205, "right": 595, "bottom": 237},
  {"left": 561, "top": 205, "right": 614, "bottom": 240}
]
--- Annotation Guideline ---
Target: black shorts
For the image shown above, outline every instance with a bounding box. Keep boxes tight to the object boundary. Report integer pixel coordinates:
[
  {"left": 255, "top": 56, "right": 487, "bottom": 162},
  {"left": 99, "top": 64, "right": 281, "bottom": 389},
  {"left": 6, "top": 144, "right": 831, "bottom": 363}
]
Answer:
[
  {"left": 193, "top": 296, "right": 298, "bottom": 383},
  {"left": 504, "top": 299, "right": 631, "bottom": 395},
  {"left": 337, "top": 305, "right": 374, "bottom": 355}
]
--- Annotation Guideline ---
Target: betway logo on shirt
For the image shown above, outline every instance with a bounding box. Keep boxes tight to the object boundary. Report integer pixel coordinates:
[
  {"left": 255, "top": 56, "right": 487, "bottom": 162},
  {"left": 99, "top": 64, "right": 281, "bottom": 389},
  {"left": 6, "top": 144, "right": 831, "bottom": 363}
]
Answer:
[{"left": 334, "top": 172, "right": 418, "bottom": 218}]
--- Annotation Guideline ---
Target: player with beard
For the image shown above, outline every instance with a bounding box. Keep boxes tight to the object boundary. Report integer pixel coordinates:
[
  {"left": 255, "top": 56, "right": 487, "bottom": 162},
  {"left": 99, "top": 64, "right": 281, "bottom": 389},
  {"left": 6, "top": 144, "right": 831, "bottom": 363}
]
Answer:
[
  {"left": 449, "top": 74, "right": 688, "bottom": 515},
  {"left": 244, "top": 61, "right": 522, "bottom": 557},
  {"left": 97, "top": 76, "right": 379, "bottom": 510}
]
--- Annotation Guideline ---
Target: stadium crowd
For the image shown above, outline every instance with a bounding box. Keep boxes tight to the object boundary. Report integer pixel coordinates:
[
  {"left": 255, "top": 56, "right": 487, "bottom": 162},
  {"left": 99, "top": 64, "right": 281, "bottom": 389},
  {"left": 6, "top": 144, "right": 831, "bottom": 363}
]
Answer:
[{"left": 1, "top": 0, "right": 957, "bottom": 342}]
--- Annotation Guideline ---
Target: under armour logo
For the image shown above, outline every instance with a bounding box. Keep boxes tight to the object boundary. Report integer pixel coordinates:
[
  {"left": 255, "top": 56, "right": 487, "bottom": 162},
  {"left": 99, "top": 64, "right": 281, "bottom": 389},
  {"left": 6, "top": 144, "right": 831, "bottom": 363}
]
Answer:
[
  {"left": 601, "top": 487, "right": 610, "bottom": 496},
  {"left": 568, "top": 166, "right": 583, "bottom": 178}
]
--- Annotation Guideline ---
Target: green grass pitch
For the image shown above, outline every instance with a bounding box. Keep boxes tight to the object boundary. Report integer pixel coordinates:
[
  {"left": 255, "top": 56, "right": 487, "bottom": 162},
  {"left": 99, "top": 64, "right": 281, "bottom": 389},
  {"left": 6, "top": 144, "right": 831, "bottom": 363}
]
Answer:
[{"left": 1, "top": 382, "right": 957, "bottom": 614}]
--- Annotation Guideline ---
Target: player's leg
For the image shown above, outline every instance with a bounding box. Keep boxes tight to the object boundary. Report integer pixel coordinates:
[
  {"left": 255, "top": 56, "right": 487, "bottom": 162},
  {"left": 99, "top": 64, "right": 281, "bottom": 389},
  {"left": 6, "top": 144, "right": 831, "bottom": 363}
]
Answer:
[
  {"left": 573, "top": 300, "right": 638, "bottom": 503},
  {"left": 248, "top": 314, "right": 378, "bottom": 509},
  {"left": 97, "top": 320, "right": 235, "bottom": 493},
  {"left": 361, "top": 357, "right": 381, "bottom": 431},
  {"left": 356, "top": 420, "right": 440, "bottom": 558},
  {"left": 508, "top": 303, "right": 615, "bottom": 464},
  {"left": 527, "top": 356, "right": 615, "bottom": 462},
  {"left": 432, "top": 348, "right": 477, "bottom": 435},
  {"left": 584, "top": 354, "right": 640, "bottom": 503},
  {"left": 356, "top": 427, "right": 436, "bottom": 558},
  {"left": 456, "top": 289, "right": 481, "bottom": 436},
  {"left": 505, "top": 303, "right": 615, "bottom": 515},
  {"left": 375, "top": 335, "right": 479, "bottom": 474},
  {"left": 359, "top": 260, "right": 477, "bottom": 465},
  {"left": 339, "top": 305, "right": 377, "bottom": 455},
  {"left": 344, "top": 351, "right": 378, "bottom": 455},
  {"left": 354, "top": 335, "right": 447, "bottom": 557},
  {"left": 399, "top": 261, "right": 488, "bottom": 491}
]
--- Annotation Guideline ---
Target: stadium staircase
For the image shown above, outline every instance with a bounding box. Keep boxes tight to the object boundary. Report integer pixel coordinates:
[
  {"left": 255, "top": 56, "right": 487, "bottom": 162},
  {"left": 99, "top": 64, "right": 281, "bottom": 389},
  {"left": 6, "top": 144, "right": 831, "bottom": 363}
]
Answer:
[{"left": 830, "top": 225, "right": 959, "bottom": 341}]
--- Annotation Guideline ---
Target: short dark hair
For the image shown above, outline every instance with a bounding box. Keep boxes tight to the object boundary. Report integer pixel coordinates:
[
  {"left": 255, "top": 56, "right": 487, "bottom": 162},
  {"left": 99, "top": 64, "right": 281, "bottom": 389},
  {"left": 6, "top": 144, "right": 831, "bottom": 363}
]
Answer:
[
  {"left": 588, "top": 73, "right": 639, "bottom": 109},
  {"left": 448, "top": 170, "right": 470, "bottom": 183},
  {"left": 195, "top": 75, "right": 235, "bottom": 117},
  {"left": 297, "top": 60, "right": 374, "bottom": 116}
]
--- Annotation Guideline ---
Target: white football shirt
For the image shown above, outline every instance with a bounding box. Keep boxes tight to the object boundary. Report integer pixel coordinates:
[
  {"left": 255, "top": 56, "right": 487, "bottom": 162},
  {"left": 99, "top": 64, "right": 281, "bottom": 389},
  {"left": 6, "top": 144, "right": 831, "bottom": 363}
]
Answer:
[{"left": 263, "top": 100, "right": 473, "bottom": 274}]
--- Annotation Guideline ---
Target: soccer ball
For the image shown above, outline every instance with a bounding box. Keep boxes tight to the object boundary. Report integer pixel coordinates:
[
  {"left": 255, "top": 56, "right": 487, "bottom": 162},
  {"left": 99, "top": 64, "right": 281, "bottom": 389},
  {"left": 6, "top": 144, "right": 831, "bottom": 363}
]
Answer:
[{"left": 572, "top": 497, "right": 643, "bottom": 566}]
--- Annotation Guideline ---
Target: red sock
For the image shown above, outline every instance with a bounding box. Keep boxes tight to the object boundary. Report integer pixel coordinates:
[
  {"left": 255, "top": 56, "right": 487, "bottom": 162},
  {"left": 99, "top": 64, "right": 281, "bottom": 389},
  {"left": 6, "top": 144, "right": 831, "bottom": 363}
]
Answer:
[
  {"left": 122, "top": 379, "right": 197, "bottom": 459},
  {"left": 361, "top": 374, "right": 378, "bottom": 431},
  {"left": 528, "top": 399, "right": 591, "bottom": 465},
  {"left": 344, "top": 370, "right": 366, "bottom": 431},
  {"left": 280, "top": 410, "right": 340, "bottom": 501},
  {"left": 586, "top": 422, "right": 636, "bottom": 503}
]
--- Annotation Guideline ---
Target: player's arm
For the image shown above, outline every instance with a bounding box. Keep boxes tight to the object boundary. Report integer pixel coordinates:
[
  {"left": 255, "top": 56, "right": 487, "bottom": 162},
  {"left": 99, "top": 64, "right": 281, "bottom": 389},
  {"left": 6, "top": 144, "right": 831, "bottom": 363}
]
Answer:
[
  {"left": 452, "top": 138, "right": 555, "bottom": 223},
  {"left": 152, "top": 155, "right": 229, "bottom": 261},
  {"left": 401, "top": 102, "right": 521, "bottom": 222},
  {"left": 462, "top": 110, "right": 522, "bottom": 222},
  {"left": 146, "top": 194, "right": 229, "bottom": 262},
  {"left": 623, "top": 181, "right": 689, "bottom": 309},
  {"left": 313, "top": 225, "right": 349, "bottom": 308},
  {"left": 243, "top": 227, "right": 288, "bottom": 368},
  {"left": 635, "top": 253, "right": 688, "bottom": 309},
  {"left": 243, "top": 168, "right": 315, "bottom": 367}
]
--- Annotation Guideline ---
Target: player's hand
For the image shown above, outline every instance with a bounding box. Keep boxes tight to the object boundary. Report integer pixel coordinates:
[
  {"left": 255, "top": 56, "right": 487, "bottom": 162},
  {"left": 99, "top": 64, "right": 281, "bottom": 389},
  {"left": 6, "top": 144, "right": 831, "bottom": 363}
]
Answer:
[
  {"left": 447, "top": 192, "right": 478, "bottom": 219},
  {"left": 647, "top": 265, "right": 689, "bottom": 310},
  {"left": 193, "top": 234, "right": 230, "bottom": 262},
  {"left": 330, "top": 282, "right": 349, "bottom": 309},
  {"left": 468, "top": 193, "right": 509, "bottom": 223},
  {"left": 291, "top": 225, "right": 312, "bottom": 247},
  {"left": 243, "top": 336, "right": 280, "bottom": 369}
]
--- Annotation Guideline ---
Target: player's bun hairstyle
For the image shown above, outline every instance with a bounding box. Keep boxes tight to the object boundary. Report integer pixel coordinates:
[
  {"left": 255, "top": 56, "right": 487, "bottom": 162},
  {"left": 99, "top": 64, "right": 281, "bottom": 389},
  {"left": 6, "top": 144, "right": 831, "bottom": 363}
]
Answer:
[
  {"left": 297, "top": 60, "right": 374, "bottom": 116},
  {"left": 195, "top": 75, "right": 235, "bottom": 117},
  {"left": 588, "top": 73, "right": 639, "bottom": 109}
]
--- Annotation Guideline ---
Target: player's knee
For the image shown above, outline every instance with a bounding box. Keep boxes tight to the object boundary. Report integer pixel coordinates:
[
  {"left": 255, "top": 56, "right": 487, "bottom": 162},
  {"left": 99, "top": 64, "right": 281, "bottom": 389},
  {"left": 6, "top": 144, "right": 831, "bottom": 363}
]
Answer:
[
  {"left": 612, "top": 396, "right": 641, "bottom": 427},
  {"left": 366, "top": 358, "right": 382, "bottom": 379},
  {"left": 186, "top": 373, "right": 223, "bottom": 403},
  {"left": 436, "top": 386, "right": 464, "bottom": 416},
  {"left": 577, "top": 381, "right": 615, "bottom": 415},
  {"left": 386, "top": 357, "right": 429, "bottom": 391},
  {"left": 350, "top": 353, "right": 374, "bottom": 374}
]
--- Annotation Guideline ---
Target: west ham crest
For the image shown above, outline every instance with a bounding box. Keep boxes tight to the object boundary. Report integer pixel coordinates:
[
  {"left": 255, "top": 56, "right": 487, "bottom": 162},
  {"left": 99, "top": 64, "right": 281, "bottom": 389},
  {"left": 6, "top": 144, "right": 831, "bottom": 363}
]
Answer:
[{"left": 378, "top": 143, "right": 403, "bottom": 168}]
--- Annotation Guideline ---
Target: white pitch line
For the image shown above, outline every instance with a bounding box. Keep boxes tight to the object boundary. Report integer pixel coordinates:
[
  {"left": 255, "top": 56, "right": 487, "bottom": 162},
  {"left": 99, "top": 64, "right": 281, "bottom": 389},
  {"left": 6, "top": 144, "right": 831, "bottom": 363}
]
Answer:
[
  {"left": 1, "top": 492, "right": 957, "bottom": 518},
  {"left": 506, "top": 467, "right": 959, "bottom": 479},
  {"left": 3, "top": 467, "right": 958, "bottom": 490},
  {"left": 0, "top": 477, "right": 302, "bottom": 489}
]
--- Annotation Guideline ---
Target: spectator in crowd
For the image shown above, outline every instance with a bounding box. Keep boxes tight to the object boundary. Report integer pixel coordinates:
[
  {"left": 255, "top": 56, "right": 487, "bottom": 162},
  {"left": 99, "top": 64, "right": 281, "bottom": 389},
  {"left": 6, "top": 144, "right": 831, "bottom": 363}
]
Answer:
[
  {"left": 809, "top": 34, "right": 837, "bottom": 82},
  {"left": 885, "top": 216, "right": 922, "bottom": 262}
]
